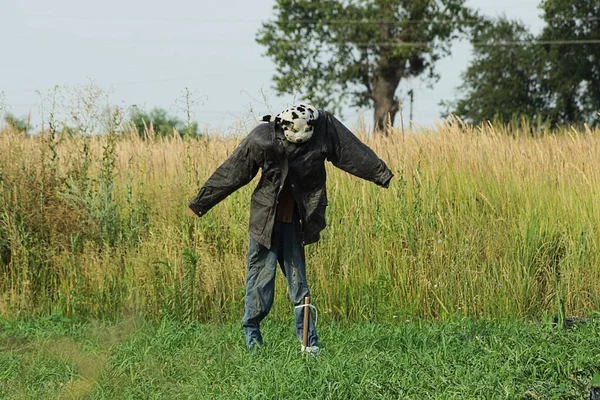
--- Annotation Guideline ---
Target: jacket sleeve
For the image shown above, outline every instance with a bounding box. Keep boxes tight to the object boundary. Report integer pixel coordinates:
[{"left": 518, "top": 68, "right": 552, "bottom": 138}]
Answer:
[
  {"left": 325, "top": 112, "right": 393, "bottom": 188},
  {"left": 188, "top": 134, "right": 260, "bottom": 217}
]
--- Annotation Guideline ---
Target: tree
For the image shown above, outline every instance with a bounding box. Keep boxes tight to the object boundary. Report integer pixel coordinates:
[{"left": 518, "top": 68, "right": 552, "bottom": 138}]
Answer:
[
  {"left": 445, "top": 18, "right": 548, "bottom": 125},
  {"left": 4, "top": 113, "right": 30, "bottom": 134},
  {"left": 256, "top": 0, "right": 480, "bottom": 134},
  {"left": 539, "top": 0, "right": 600, "bottom": 125},
  {"left": 130, "top": 107, "right": 199, "bottom": 138},
  {"left": 449, "top": 0, "right": 600, "bottom": 127}
]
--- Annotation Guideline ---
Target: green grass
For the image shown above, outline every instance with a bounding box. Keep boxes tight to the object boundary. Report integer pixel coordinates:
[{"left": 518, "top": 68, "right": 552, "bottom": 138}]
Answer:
[
  {"left": 1, "top": 316, "right": 599, "bottom": 399},
  {"left": 2, "top": 126, "right": 600, "bottom": 321}
]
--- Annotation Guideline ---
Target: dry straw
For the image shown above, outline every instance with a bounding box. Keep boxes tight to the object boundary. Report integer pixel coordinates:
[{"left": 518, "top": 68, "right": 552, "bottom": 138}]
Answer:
[{"left": 1, "top": 118, "right": 599, "bottom": 322}]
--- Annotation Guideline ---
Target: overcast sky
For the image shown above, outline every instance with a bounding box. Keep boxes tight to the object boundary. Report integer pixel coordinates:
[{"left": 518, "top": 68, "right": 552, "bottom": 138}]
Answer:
[{"left": 1, "top": 0, "right": 545, "bottom": 133}]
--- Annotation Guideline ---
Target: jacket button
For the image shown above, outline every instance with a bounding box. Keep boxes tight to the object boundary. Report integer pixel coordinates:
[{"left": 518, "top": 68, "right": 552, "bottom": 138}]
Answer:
[{"left": 291, "top": 184, "right": 295, "bottom": 188}]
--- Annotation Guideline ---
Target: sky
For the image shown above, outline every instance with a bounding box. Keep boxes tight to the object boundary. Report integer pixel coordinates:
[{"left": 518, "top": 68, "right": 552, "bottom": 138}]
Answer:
[{"left": 1, "top": 0, "right": 545, "bottom": 134}]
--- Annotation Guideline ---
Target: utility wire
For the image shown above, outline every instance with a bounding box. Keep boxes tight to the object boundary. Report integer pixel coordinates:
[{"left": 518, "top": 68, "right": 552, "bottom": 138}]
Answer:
[
  {"left": 10, "top": 13, "right": 600, "bottom": 24},
  {"left": 9, "top": 34, "right": 600, "bottom": 47},
  {"left": 345, "top": 39, "right": 600, "bottom": 47}
]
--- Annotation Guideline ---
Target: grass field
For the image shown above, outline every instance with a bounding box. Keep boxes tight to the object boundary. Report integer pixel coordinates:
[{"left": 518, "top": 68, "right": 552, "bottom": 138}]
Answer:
[
  {"left": 1, "top": 120, "right": 600, "bottom": 322},
  {"left": 2, "top": 116, "right": 600, "bottom": 398},
  {"left": 1, "top": 316, "right": 599, "bottom": 399}
]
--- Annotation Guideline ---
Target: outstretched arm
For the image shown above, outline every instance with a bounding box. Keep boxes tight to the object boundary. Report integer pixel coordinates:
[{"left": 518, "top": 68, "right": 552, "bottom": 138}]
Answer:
[
  {"left": 188, "top": 134, "right": 260, "bottom": 217},
  {"left": 325, "top": 113, "right": 393, "bottom": 188}
]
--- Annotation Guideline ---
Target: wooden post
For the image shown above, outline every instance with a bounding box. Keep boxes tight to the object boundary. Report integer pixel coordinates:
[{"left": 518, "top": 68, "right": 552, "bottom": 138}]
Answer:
[{"left": 302, "top": 296, "right": 310, "bottom": 348}]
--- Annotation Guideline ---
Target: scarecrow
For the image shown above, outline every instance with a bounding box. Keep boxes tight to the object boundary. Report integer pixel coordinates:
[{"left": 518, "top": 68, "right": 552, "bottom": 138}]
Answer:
[{"left": 187, "top": 104, "right": 393, "bottom": 354}]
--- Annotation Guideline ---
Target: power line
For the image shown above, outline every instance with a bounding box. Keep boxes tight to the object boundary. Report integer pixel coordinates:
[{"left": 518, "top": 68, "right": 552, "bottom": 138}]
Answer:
[
  {"left": 17, "top": 14, "right": 260, "bottom": 22},
  {"left": 473, "top": 39, "right": 600, "bottom": 46},
  {"left": 8, "top": 34, "right": 600, "bottom": 47},
  {"left": 10, "top": 13, "right": 600, "bottom": 24},
  {"left": 261, "top": 17, "right": 600, "bottom": 25},
  {"left": 347, "top": 39, "right": 600, "bottom": 47}
]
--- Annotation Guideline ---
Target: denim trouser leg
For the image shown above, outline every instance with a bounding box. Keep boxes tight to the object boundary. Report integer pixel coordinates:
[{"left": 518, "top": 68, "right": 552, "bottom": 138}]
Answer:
[
  {"left": 277, "top": 219, "right": 319, "bottom": 347},
  {"left": 242, "top": 237, "right": 278, "bottom": 349},
  {"left": 242, "top": 217, "right": 318, "bottom": 350}
]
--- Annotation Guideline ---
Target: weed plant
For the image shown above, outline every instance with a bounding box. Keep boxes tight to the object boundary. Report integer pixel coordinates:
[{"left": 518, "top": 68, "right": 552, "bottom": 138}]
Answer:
[
  {"left": 1, "top": 116, "right": 599, "bottom": 323},
  {"left": 0, "top": 317, "right": 599, "bottom": 399}
]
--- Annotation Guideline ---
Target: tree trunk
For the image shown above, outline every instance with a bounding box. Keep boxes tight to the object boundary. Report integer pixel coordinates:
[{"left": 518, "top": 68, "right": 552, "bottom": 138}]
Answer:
[
  {"left": 372, "top": 0, "right": 403, "bottom": 135},
  {"left": 372, "top": 79, "right": 400, "bottom": 135}
]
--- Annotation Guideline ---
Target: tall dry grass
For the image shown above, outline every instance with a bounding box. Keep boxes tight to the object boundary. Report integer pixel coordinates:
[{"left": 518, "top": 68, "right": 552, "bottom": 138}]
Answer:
[{"left": 1, "top": 120, "right": 599, "bottom": 322}]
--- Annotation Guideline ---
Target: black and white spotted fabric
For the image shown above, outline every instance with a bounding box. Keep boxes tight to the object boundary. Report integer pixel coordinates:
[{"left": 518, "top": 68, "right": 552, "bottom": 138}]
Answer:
[{"left": 261, "top": 104, "right": 319, "bottom": 143}]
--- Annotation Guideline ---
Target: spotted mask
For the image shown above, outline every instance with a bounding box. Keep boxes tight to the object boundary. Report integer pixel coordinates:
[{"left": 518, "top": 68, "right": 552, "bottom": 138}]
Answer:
[{"left": 261, "top": 104, "right": 319, "bottom": 143}]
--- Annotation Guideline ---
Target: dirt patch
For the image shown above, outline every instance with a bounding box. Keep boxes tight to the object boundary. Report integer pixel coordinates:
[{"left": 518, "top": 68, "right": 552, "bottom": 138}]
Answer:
[
  {"left": 44, "top": 338, "right": 105, "bottom": 400},
  {"left": 0, "top": 335, "right": 30, "bottom": 351},
  {"left": 54, "top": 317, "right": 143, "bottom": 399}
]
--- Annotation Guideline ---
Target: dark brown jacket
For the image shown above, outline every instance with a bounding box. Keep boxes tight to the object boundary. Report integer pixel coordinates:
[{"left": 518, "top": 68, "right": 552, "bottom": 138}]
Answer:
[{"left": 188, "top": 111, "right": 393, "bottom": 248}]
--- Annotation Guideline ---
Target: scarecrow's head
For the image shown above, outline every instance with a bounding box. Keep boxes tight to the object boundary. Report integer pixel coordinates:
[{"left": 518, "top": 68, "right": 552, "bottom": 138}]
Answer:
[{"left": 261, "top": 104, "right": 319, "bottom": 143}]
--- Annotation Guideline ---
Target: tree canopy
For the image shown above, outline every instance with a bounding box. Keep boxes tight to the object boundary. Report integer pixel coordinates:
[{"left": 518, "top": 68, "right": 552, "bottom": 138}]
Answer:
[
  {"left": 130, "top": 107, "right": 199, "bottom": 138},
  {"left": 256, "top": 0, "right": 480, "bottom": 133},
  {"left": 539, "top": 0, "right": 600, "bottom": 125},
  {"left": 444, "top": 19, "right": 547, "bottom": 125},
  {"left": 3, "top": 113, "right": 30, "bottom": 134},
  {"left": 448, "top": 0, "right": 600, "bottom": 127}
]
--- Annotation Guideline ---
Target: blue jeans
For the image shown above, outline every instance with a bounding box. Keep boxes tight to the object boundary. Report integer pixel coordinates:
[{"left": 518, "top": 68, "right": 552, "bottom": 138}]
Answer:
[{"left": 242, "top": 217, "right": 318, "bottom": 350}]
